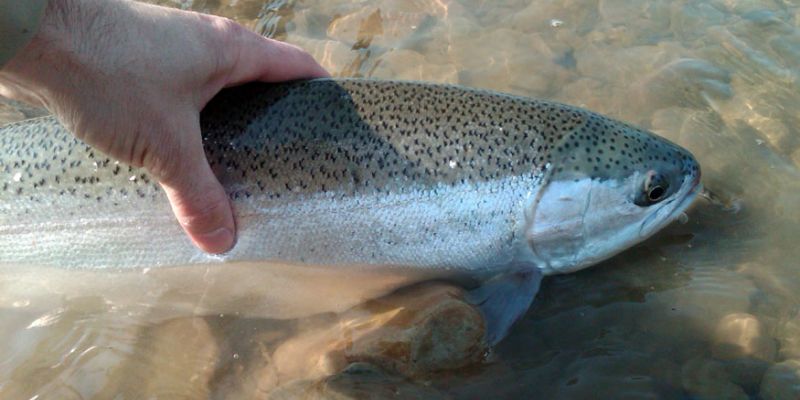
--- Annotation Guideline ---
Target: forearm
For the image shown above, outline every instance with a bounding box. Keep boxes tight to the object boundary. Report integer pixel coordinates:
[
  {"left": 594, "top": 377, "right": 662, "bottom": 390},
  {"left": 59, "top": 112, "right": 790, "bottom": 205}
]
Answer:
[
  {"left": 0, "top": 0, "right": 130, "bottom": 110},
  {"left": 0, "top": 0, "right": 48, "bottom": 67}
]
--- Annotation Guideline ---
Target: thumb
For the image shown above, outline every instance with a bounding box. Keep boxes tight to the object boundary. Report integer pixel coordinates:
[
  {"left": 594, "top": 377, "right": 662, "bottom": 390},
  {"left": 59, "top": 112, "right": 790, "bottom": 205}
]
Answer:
[{"left": 154, "top": 118, "right": 236, "bottom": 254}]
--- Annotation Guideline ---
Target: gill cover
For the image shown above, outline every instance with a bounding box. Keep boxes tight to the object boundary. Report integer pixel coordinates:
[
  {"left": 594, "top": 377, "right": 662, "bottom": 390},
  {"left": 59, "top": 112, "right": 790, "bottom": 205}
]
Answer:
[{"left": 525, "top": 115, "right": 701, "bottom": 275}]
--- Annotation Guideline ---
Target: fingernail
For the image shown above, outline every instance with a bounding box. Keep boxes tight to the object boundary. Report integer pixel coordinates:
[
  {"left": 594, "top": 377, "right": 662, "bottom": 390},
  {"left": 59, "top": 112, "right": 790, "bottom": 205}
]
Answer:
[{"left": 196, "top": 227, "right": 235, "bottom": 254}]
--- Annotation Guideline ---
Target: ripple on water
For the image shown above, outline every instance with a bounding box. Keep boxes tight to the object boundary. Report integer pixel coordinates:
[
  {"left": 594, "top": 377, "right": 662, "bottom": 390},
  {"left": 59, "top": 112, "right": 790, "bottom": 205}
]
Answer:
[{"left": 0, "top": 297, "right": 139, "bottom": 399}]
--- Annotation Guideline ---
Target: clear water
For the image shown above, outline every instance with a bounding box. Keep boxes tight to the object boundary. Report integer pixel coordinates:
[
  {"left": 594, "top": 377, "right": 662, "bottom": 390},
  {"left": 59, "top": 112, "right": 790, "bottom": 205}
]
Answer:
[{"left": 2, "top": 0, "right": 800, "bottom": 398}]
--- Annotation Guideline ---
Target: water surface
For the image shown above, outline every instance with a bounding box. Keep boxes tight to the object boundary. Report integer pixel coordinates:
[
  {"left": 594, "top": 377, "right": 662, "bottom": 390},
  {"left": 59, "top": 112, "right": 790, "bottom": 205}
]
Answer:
[{"left": 2, "top": 0, "right": 800, "bottom": 398}]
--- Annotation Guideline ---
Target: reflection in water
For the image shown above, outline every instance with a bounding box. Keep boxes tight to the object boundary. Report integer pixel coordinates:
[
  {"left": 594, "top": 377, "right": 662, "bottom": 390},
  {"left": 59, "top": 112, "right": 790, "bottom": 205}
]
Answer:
[{"left": 2, "top": 0, "right": 800, "bottom": 398}]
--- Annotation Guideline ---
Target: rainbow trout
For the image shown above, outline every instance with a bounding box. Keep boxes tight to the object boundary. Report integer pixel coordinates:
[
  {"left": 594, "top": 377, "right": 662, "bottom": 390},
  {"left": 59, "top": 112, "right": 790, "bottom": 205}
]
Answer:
[{"left": 0, "top": 79, "right": 701, "bottom": 343}]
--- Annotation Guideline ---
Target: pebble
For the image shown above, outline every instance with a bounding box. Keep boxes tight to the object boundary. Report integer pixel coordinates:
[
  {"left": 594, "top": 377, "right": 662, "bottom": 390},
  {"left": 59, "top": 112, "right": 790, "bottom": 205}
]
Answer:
[{"left": 712, "top": 313, "right": 776, "bottom": 362}]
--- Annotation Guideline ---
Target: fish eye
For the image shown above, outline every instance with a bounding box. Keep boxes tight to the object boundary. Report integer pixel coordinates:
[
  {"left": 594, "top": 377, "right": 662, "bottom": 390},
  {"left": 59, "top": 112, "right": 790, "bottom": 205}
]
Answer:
[
  {"left": 634, "top": 170, "right": 670, "bottom": 206},
  {"left": 648, "top": 185, "right": 666, "bottom": 202}
]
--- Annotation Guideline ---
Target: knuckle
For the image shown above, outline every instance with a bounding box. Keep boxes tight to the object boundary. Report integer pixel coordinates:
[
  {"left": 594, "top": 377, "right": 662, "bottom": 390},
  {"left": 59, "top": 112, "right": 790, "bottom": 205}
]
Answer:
[
  {"left": 204, "top": 16, "right": 247, "bottom": 81},
  {"left": 210, "top": 16, "right": 240, "bottom": 35},
  {"left": 210, "top": 16, "right": 246, "bottom": 51}
]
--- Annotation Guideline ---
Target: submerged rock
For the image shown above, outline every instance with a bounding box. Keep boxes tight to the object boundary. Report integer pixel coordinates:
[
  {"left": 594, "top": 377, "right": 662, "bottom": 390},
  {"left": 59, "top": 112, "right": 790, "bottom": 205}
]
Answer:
[
  {"left": 710, "top": 313, "right": 775, "bottom": 391},
  {"left": 111, "top": 317, "right": 219, "bottom": 399},
  {"left": 268, "top": 362, "right": 450, "bottom": 400},
  {"left": 680, "top": 357, "right": 748, "bottom": 400},
  {"left": 271, "top": 283, "right": 486, "bottom": 385},
  {"left": 712, "top": 313, "right": 776, "bottom": 362},
  {"left": 371, "top": 49, "right": 459, "bottom": 84},
  {"left": 775, "top": 314, "right": 800, "bottom": 361},
  {"left": 288, "top": 38, "right": 358, "bottom": 75},
  {"left": 760, "top": 360, "right": 800, "bottom": 400}
]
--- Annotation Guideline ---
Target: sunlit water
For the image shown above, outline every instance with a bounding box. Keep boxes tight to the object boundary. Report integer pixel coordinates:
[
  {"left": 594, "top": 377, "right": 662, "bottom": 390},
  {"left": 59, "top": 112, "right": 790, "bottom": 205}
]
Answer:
[{"left": 2, "top": 0, "right": 800, "bottom": 398}]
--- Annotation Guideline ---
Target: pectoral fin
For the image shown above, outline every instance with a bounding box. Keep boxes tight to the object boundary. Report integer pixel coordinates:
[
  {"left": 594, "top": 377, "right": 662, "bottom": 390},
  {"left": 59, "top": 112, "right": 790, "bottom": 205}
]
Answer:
[{"left": 467, "top": 268, "right": 543, "bottom": 345}]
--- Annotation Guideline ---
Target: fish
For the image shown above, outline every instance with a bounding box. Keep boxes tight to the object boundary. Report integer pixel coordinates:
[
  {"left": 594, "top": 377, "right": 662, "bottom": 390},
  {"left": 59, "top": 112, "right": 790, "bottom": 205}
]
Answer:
[{"left": 0, "top": 78, "right": 701, "bottom": 343}]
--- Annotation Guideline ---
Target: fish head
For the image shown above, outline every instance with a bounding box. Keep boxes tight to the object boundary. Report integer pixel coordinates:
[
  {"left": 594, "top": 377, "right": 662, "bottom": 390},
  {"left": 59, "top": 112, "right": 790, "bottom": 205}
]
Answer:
[{"left": 525, "top": 119, "right": 701, "bottom": 275}]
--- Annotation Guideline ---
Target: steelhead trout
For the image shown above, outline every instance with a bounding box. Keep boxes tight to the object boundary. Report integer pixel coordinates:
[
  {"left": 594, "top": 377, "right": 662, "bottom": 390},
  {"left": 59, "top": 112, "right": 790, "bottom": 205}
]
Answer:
[{"left": 0, "top": 79, "right": 701, "bottom": 343}]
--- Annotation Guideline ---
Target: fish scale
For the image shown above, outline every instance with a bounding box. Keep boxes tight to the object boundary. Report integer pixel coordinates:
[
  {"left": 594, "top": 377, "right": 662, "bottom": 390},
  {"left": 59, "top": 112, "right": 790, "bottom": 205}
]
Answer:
[
  {"left": 200, "top": 79, "right": 575, "bottom": 198},
  {"left": 0, "top": 79, "right": 693, "bottom": 213}
]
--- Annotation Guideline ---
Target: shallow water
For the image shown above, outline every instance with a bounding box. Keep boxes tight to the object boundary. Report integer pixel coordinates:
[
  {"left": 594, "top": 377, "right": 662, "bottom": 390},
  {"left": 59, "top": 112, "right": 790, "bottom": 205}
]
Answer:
[{"left": 2, "top": 0, "right": 800, "bottom": 398}]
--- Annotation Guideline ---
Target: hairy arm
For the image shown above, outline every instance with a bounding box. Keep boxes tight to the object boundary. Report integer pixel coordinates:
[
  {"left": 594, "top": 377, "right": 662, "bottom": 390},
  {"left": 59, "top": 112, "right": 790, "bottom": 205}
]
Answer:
[
  {"left": 0, "top": 0, "right": 329, "bottom": 253},
  {"left": 0, "top": 0, "right": 47, "bottom": 66}
]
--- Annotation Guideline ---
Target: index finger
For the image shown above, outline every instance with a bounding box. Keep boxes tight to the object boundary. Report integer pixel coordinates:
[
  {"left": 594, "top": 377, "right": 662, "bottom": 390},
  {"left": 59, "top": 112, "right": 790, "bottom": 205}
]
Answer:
[{"left": 225, "top": 26, "right": 330, "bottom": 86}]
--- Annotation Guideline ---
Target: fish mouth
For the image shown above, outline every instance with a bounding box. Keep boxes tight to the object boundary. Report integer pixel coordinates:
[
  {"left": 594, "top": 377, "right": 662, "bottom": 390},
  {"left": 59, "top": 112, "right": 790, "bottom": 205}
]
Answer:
[
  {"left": 639, "top": 173, "right": 702, "bottom": 237},
  {"left": 674, "top": 178, "right": 703, "bottom": 217}
]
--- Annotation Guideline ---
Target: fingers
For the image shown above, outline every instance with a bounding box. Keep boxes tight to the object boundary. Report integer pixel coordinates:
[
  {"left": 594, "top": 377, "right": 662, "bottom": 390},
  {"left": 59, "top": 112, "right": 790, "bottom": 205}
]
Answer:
[
  {"left": 155, "top": 117, "right": 236, "bottom": 254},
  {"left": 224, "top": 27, "right": 330, "bottom": 86},
  {"left": 154, "top": 18, "right": 327, "bottom": 254}
]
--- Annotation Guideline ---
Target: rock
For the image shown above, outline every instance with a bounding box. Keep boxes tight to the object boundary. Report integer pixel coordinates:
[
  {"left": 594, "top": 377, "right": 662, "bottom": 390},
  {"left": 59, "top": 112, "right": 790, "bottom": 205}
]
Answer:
[
  {"left": 326, "top": 7, "right": 441, "bottom": 50},
  {"left": 635, "top": 58, "right": 733, "bottom": 111},
  {"left": 669, "top": 1, "right": 727, "bottom": 42},
  {"left": 270, "top": 283, "right": 486, "bottom": 384},
  {"left": 551, "top": 352, "right": 683, "bottom": 399},
  {"left": 722, "top": 91, "right": 797, "bottom": 157},
  {"left": 268, "top": 362, "right": 449, "bottom": 400},
  {"left": 555, "top": 78, "right": 612, "bottom": 115},
  {"left": 210, "top": 325, "right": 286, "bottom": 399},
  {"left": 723, "top": 0, "right": 785, "bottom": 15},
  {"left": 793, "top": 149, "right": 800, "bottom": 170},
  {"left": 287, "top": 38, "right": 359, "bottom": 76},
  {"left": 111, "top": 317, "right": 219, "bottom": 399},
  {"left": 645, "top": 268, "right": 758, "bottom": 339},
  {"left": 598, "top": 0, "right": 651, "bottom": 26},
  {"left": 593, "top": 0, "right": 672, "bottom": 46},
  {"left": 269, "top": 321, "right": 349, "bottom": 384},
  {"left": 760, "top": 360, "right": 800, "bottom": 400},
  {"left": 449, "top": 29, "right": 571, "bottom": 95},
  {"left": 457, "top": 0, "right": 530, "bottom": 21},
  {"left": 371, "top": 49, "right": 459, "bottom": 83},
  {"left": 573, "top": 42, "right": 691, "bottom": 122},
  {"left": 709, "top": 313, "right": 775, "bottom": 392},
  {"left": 410, "top": 16, "right": 479, "bottom": 65},
  {"left": 350, "top": 284, "right": 486, "bottom": 377},
  {"left": 740, "top": 269, "right": 800, "bottom": 361},
  {"left": 327, "top": 8, "right": 386, "bottom": 49},
  {"left": 712, "top": 313, "right": 776, "bottom": 363},
  {"left": 769, "top": 35, "right": 800, "bottom": 67},
  {"left": 681, "top": 357, "right": 748, "bottom": 400}
]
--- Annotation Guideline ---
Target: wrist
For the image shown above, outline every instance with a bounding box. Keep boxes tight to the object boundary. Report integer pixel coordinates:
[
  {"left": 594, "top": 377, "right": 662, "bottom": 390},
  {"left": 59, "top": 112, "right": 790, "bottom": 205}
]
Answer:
[{"left": 0, "top": 0, "right": 119, "bottom": 104}]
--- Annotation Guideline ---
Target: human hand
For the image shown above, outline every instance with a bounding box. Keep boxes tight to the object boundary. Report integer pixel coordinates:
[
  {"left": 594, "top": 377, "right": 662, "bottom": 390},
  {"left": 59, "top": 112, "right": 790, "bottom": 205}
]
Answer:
[{"left": 0, "top": 0, "right": 329, "bottom": 253}]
